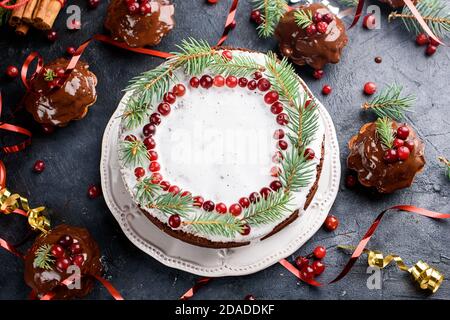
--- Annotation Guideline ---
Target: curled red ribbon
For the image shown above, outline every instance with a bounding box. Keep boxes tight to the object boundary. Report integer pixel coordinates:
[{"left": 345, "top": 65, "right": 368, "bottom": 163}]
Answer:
[
  {"left": 179, "top": 277, "right": 212, "bottom": 300},
  {"left": 0, "top": 237, "right": 23, "bottom": 259},
  {"left": 0, "top": 0, "right": 30, "bottom": 9},
  {"left": 217, "top": 0, "right": 239, "bottom": 47}
]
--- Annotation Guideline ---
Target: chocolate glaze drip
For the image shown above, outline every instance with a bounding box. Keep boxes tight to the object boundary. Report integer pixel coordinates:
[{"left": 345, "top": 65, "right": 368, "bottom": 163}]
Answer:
[
  {"left": 274, "top": 3, "right": 348, "bottom": 70},
  {"left": 24, "top": 225, "right": 101, "bottom": 300},
  {"left": 23, "top": 58, "right": 97, "bottom": 127},
  {"left": 347, "top": 122, "right": 425, "bottom": 193},
  {"left": 104, "top": 0, "right": 175, "bottom": 48},
  {"left": 378, "top": 0, "right": 417, "bottom": 8}
]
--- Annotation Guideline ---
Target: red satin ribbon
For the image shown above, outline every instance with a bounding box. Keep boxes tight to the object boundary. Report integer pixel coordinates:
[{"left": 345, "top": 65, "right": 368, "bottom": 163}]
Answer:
[
  {"left": 217, "top": 0, "right": 239, "bottom": 47},
  {"left": 179, "top": 277, "right": 212, "bottom": 300},
  {"left": 0, "top": 237, "right": 23, "bottom": 258},
  {"left": 0, "top": 0, "right": 30, "bottom": 9},
  {"left": 280, "top": 205, "right": 450, "bottom": 286}
]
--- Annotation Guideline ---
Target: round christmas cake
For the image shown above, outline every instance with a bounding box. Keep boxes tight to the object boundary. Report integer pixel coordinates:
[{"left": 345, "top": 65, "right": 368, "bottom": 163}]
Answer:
[{"left": 117, "top": 43, "right": 326, "bottom": 248}]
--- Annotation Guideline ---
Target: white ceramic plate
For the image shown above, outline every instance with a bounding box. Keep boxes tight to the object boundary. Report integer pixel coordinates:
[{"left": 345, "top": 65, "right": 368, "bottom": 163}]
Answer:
[{"left": 100, "top": 86, "right": 341, "bottom": 277}]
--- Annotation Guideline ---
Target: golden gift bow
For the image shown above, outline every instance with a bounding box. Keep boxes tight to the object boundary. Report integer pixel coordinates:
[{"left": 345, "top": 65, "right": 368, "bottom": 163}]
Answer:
[
  {"left": 339, "top": 245, "right": 444, "bottom": 293},
  {"left": 0, "top": 188, "right": 50, "bottom": 233}
]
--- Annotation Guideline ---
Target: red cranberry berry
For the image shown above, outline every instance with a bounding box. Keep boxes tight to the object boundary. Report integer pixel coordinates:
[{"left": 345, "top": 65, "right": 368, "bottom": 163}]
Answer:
[
  {"left": 393, "top": 138, "right": 405, "bottom": 149},
  {"left": 363, "top": 14, "right": 376, "bottom": 29},
  {"left": 202, "top": 200, "right": 215, "bottom": 212},
  {"left": 41, "top": 124, "right": 55, "bottom": 135},
  {"left": 181, "top": 191, "right": 191, "bottom": 197},
  {"left": 416, "top": 33, "right": 429, "bottom": 46},
  {"left": 160, "top": 181, "right": 171, "bottom": 191},
  {"left": 163, "top": 92, "right": 176, "bottom": 104},
  {"left": 168, "top": 214, "right": 181, "bottom": 228},
  {"left": 190, "top": 77, "right": 200, "bottom": 88},
  {"left": 168, "top": 185, "right": 180, "bottom": 194},
  {"left": 87, "top": 185, "right": 101, "bottom": 199},
  {"left": 207, "top": 0, "right": 218, "bottom": 4},
  {"left": 253, "top": 71, "right": 263, "bottom": 80},
  {"left": 396, "top": 126, "right": 409, "bottom": 140},
  {"left": 316, "top": 21, "right": 328, "bottom": 34},
  {"left": 276, "top": 113, "right": 289, "bottom": 125},
  {"left": 383, "top": 149, "right": 398, "bottom": 163},
  {"left": 257, "top": 78, "right": 271, "bottom": 91},
  {"left": 151, "top": 173, "right": 163, "bottom": 184},
  {"left": 58, "top": 235, "right": 73, "bottom": 248},
  {"left": 157, "top": 102, "right": 171, "bottom": 116},
  {"left": 277, "top": 140, "right": 288, "bottom": 150},
  {"left": 305, "top": 24, "right": 317, "bottom": 36},
  {"left": 134, "top": 167, "right": 145, "bottom": 179},
  {"left": 404, "top": 140, "right": 415, "bottom": 152},
  {"left": 213, "top": 75, "right": 225, "bottom": 87},
  {"left": 88, "top": 0, "right": 100, "bottom": 9},
  {"left": 270, "top": 101, "right": 284, "bottom": 115},
  {"left": 397, "top": 146, "right": 411, "bottom": 161},
  {"left": 140, "top": 2, "right": 152, "bottom": 15},
  {"left": 273, "top": 129, "right": 285, "bottom": 140},
  {"left": 66, "top": 46, "right": 76, "bottom": 56},
  {"left": 247, "top": 79, "right": 257, "bottom": 90},
  {"left": 143, "top": 137, "right": 156, "bottom": 150},
  {"left": 322, "top": 85, "right": 332, "bottom": 95},
  {"left": 69, "top": 243, "right": 82, "bottom": 255},
  {"left": 46, "top": 30, "right": 57, "bottom": 42},
  {"left": 260, "top": 187, "right": 272, "bottom": 199},
  {"left": 312, "top": 69, "right": 324, "bottom": 80},
  {"left": 295, "top": 256, "right": 309, "bottom": 270},
  {"left": 33, "top": 160, "right": 46, "bottom": 173},
  {"left": 322, "top": 13, "right": 333, "bottom": 24},
  {"left": 72, "top": 255, "right": 85, "bottom": 267},
  {"left": 225, "top": 76, "right": 238, "bottom": 88},
  {"left": 429, "top": 37, "right": 440, "bottom": 47},
  {"left": 304, "top": 148, "right": 315, "bottom": 160},
  {"left": 128, "top": 2, "right": 139, "bottom": 14},
  {"left": 345, "top": 174, "right": 357, "bottom": 188},
  {"left": 222, "top": 50, "right": 233, "bottom": 60},
  {"left": 375, "top": 56, "right": 382, "bottom": 63},
  {"left": 150, "top": 113, "right": 162, "bottom": 126},
  {"left": 200, "top": 75, "right": 213, "bottom": 89},
  {"left": 426, "top": 45, "right": 437, "bottom": 56},
  {"left": 148, "top": 150, "right": 158, "bottom": 161},
  {"left": 193, "top": 196, "right": 204, "bottom": 207},
  {"left": 313, "top": 246, "right": 326, "bottom": 259},
  {"left": 6, "top": 65, "right": 19, "bottom": 78},
  {"left": 244, "top": 294, "right": 256, "bottom": 300},
  {"left": 249, "top": 192, "right": 260, "bottom": 203},
  {"left": 312, "top": 260, "right": 325, "bottom": 275},
  {"left": 363, "top": 82, "right": 377, "bottom": 95},
  {"left": 264, "top": 91, "right": 279, "bottom": 104},
  {"left": 149, "top": 161, "right": 160, "bottom": 172},
  {"left": 300, "top": 265, "right": 315, "bottom": 281},
  {"left": 270, "top": 166, "right": 281, "bottom": 177},
  {"left": 50, "top": 244, "right": 65, "bottom": 258},
  {"left": 229, "top": 203, "right": 242, "bottom": 216},
  {"left": 238, "top": 197, "right": 250, "bottom": 208},
  {"left": 173, "top": 84, "right": 186, "bottom": 97},
  {"left": 215, "top": 203, "right": 227, "bottom": 214},
  {"left": 272, "top": 151, "right": 283, "bottom": 163},
  {"left": 238, "top": 77, "right": 248, "bottom": 87},
  {"left": 313, "top": 12, "right": 322, "bottom": 23},
  {"left": 250, "top": 10, "right": 262, "bottom": 24},
  {"left": 324, "top": 215, "right": 339, "bottom": 231},
  {"left": 143, "top": 123, "right": 156, "bottom": 136},
  {"left": 240, "top": 224, "right": 251, "bottom": 236},
  {"left": 269, "top": 180, "right": 282, "bottom": 191},
  {"left": 56, "top": 258, "right": 71, "bottom": 271}
]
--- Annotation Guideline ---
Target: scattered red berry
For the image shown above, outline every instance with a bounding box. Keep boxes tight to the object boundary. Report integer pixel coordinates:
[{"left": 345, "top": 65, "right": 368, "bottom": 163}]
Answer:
[
  {"left": 66, "top": 46, "right": 76, "bottom": 55},
  {"left": 295, "top": 256, "right": 309, "bottom": 270},
  {"left": 363, "top": 82, "right": 377, "bottom": 95},
  {"left": 168, "top": 214, "right": 181, "bottom": 228},
  {"left": 300, "top": 265, "right": 315, "bottom": 280},
  {"left": 46, "top": 30, "right": 57, "bottom": 42},
  {"left": 5, "top": 65, "right": 19, "bottom": 78},
  {"left": 239, "top": 197, "right": 250, "bottom": 208},
  {"left": 375, "top": 56, "right": 382, "bottom": 63},
  {"left": 312, "top": 69, "right": 324, "bottom": 80},
  {"left": 313, "top": 246, "right": 326, "bottom": 259},
  {"left": 202, "top": 200, "right": 215, "bottom": 212},
  {"left": 87, "top": 185, "right": 101, "bottom": 199},
  {"left": 157, "top": 102, "right": 171, "bottom": 116},
  {"left": 322, "top": 85, "right": 332, "bottom": 95},
  {"left": 397, "top": 146, "right": 411, "bottom": 161},
  {"left": 416, "top": 33, "right": 429, "bottom": 46},
  {"left": 41, "top": 124, "right": 55, "bottom": 134},
  {"left": 207, "top": 0, "right": 218, "bottom": 4},
  {"left": 33, "top": 160, "right": 45, "bottom": 173},
  {"left": 311, "top": 260, "right": 325, "bottom": 275},
  {"left": 426, "top": 45, "right": 437, "bottom": 56},
  {"left": 229, "top": 203, "right": 242, "bottom": 216},
  {"left": 215, "top": 202, "right": 227, "bottom": 214},
  {"left": 244, "top": 294, "right": 256, "bottom": 300},
  {"left": 396, "top": 126, "right": 409, "bottom": 140},
  {"left": 345, "top": 174, "right": 357, "bottom": 188},
  {"left": 363, "top": 14, "right": 376, "bottom": 29},
  {"left": 88, "top": 0, "right": 100, "bottom": 9},
  {"left": 429, "top": 37, "right": 440, "bottom": 47},
  {"left": 250, "top": 10, "right": 262, "bottom": 24},
  {"left": 134, "top": 167, "right": 145, "bottom": 179},
  {"left": 324, "top": 215, "right": 339, "bottom": 231}
]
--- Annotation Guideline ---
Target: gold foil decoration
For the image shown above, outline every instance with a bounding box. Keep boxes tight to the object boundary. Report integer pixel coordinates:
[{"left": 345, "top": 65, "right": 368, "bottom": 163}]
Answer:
[
  {"left": 339, "top": 245, "right": 444, "bottom": 293},
  {"left": 0, "top": 187, "right": 50, "bottom": 233}
]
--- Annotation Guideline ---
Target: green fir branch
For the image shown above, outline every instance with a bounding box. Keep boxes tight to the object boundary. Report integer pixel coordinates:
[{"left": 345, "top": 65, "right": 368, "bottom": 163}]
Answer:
[
  {"left": 280, "top": 147, "right": 317, "bottom": 193},
  {"left": 149, "top": 192, "right": 194, "bottom": 218},
  {"left": 44, "top": 69, "right": 57, "bottom": 81},
  {"left": 375, "top": 117, "right": 395, "bottom": 149},
  {"left": 252, "top": 0, "right": 288, "bottom": 38},
  {"left": 211, "top": 54, "right": 264, "bottom": 77},
  {"left": 338, "top": 0, "right": 359, "bottom": 7},
  {"left": 134, "top": 177, "right": 161, "bottom": 205},
  {"left": 33, "top": 244, "right": 54, "bottom": 270},
  {"left": 243, "top": 190, "right": 293, "bottom": 226},
  {"left": 438, "top": 157, "right": 450, "bottom": 180},
  {"left": 119, "top": 139, "right": 149, "bottom": 167},
  {"left": 294, "top": 9, "right": 313, "bottom": 29},
  {"left": 362, "top": 84, "right": 415, "bottom": 120},
  {"left": 389, "top": 0, "right": 450, "bottom": 37},
  {"left": 185, "top": 212, "right": 245, "bottom": 238},
  {"left": 121, "top": 96, "right": 151, "bottom": 130}
]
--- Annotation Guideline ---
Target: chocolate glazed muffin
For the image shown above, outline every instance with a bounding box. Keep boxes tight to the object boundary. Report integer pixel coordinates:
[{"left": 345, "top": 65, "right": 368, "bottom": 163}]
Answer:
[
  {"left": 275, "top": 3, "right": 348, "bottom": 70},
  {"left": 347, "top": 122, "right": 425, "bottom": 193},
  {"left": 104, "top": 0, "right": 175, "bottom": 48},
  {"left": 378, "top": 0, "right": 418, "bottom": 8},
  {"left": 24, "top": 225, "right": 101, "bottom": 300},
  {"left": 23, "top": 58, "right": 97, "bottom": 127}
]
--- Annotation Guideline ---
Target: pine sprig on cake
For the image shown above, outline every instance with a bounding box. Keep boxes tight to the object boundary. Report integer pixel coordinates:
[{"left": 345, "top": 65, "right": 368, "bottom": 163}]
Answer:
[
  {"left": 33, "top": 244, "right": 54, "bottom": 270},
  {"left": 149, "top": 192, "right": 194, "bottom": 217},
  {"left": 280, "top": 147, "right": 316, "bottom": 193},
  {"left": 243, "top": 190, "right": 293, "bottom": 226},
  {"left": 184, "top": 212, "right": 245, "bottom": 238},
  {"left": 388, "top": 0, "right": 450, "bottom": 37},
  {"left": 135, "top": 177, "right": 161, "bottom": 205},
  {"left": 376, "top": 117, "right": 395, "bottom": 149},
  {"left": 211, "top": 55, "right": 264, "bottom": 78},
  {"left": 294, "top": 9, "right": 313, "bottom": 29},
  {"left": 120, "top": 140, "right": 149, "bottom": 167},
  {"left": 251, "top": 0, "right": 288, "bottom": 38},
  {"left": 121, "top": 96, "right": 151, "bottom": 129},
  {"left": 362, "top": 84, "right": 415, "bottom": 120}
]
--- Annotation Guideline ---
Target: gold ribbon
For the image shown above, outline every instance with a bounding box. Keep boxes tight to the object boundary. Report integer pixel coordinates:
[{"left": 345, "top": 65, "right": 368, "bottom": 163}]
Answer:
[
  {"left": 0, "top": 188, "right": 50, "bottom": 233},
  {"left": 339, "top": 245, "right": 444, "bottom": 293}
]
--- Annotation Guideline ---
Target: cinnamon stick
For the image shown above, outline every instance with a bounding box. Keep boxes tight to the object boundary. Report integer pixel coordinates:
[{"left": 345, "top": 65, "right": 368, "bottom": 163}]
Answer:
[
  {"left": 22, "top": 0, "right": 39, "bottom": 24},
  {"left": 8, "top": 4, "right": 27, "bottom": 27},
  {"left": 15, "top": 23, "right": 30, "bottom": 36},
  {"left": 34, "top": 0, "right": 62, "bottom": 30}
]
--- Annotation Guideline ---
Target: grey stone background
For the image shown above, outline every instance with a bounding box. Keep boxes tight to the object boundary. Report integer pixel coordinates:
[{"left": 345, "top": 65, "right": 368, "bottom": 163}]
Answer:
[{"left": 0, "top": 0, "right": 449, "bottom": 300}]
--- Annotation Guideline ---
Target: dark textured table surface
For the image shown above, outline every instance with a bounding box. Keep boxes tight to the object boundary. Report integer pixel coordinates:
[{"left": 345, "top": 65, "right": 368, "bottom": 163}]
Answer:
[{"left": 0, "top": 0, "right": 449, "bottom": 300}]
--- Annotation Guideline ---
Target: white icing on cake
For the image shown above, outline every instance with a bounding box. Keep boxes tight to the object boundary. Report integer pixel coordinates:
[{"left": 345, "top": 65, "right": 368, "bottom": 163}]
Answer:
[{"left": 119, "top": 50, "right": 325, "bottom": 245}]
